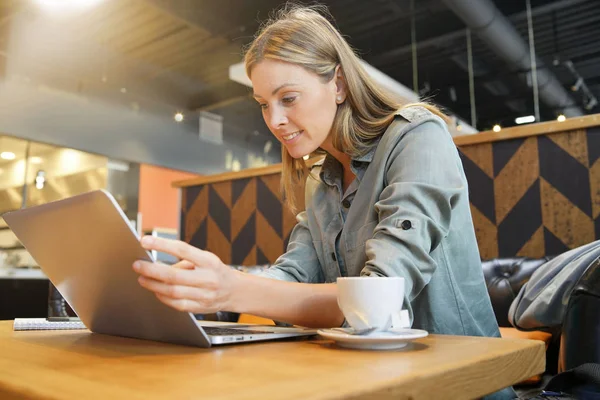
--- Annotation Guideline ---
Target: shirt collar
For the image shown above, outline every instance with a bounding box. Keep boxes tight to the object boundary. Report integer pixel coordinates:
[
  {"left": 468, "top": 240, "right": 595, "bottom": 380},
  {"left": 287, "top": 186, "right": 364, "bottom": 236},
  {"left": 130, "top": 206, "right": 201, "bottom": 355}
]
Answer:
[{"left": 317, "top": 137, "right": 381, "bottom": 187}]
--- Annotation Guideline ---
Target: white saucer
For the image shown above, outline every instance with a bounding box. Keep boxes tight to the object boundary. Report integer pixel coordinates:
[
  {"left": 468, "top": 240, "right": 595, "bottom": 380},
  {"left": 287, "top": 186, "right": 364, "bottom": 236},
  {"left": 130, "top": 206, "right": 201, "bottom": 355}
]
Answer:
[{"left": 317, "top": 328, "right": 428, "bottom": 350}]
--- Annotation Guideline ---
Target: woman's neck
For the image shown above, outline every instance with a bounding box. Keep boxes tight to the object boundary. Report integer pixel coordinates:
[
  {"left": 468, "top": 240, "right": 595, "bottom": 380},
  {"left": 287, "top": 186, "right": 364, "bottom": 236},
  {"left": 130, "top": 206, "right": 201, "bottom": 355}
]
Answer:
[
  {"left": 320, "top": 138, "right": 351, "bottom": 172},
  {"left": 320, "top": 141, "right": 355, "bottom": 192}
]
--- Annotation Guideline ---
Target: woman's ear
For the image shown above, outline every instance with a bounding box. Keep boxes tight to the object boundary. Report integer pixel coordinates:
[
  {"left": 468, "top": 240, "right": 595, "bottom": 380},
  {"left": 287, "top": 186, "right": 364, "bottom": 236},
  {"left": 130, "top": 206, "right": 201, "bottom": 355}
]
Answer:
[{"left": 334, "top": 65, "right": 347, "bottom": 104}]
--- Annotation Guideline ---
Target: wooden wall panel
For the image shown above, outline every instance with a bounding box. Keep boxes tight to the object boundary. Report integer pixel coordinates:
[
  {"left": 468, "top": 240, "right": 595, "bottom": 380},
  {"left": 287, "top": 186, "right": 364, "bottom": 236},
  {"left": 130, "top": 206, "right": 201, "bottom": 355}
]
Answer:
[
  {"left": 459, "top": 127, "right": 599, "bottom": 259},
  {"left": 181, "top": 127, "right": 600, "bottom": 264},
  {"left": 181, "top": 174, "right": 295, "bottom": 265}
]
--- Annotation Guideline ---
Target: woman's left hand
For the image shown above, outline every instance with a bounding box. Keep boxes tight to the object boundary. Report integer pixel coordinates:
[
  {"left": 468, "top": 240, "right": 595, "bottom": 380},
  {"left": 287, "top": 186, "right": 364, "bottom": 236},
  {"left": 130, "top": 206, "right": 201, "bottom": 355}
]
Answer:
[{"left": 132, "top": 235, "right": 238, "bottom": 314}]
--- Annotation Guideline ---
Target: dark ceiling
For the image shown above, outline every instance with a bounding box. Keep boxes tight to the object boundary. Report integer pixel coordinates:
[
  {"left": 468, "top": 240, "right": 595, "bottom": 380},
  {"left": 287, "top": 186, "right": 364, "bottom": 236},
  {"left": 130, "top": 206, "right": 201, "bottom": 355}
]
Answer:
[
  {"left": 181, "top": 0, "right": 600, "bottom": 131},
  {"left": 1, "top": 0, "right": 599, "bottom": 146}
]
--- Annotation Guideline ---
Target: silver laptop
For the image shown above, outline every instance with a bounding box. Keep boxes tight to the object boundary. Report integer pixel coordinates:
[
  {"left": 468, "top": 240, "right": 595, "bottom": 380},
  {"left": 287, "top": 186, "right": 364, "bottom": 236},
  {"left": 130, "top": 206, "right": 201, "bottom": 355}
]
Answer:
[{"left": 3, "top": 190, "right": 316, "bottom": 347}]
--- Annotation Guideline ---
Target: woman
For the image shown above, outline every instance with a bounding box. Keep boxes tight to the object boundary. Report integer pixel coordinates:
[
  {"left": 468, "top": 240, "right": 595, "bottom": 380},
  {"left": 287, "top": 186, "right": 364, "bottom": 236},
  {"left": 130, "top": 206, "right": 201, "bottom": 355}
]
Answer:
[
  {"left": 133, "top": 4, "right": 499, "bottom": 342},
  {"left": 134, "top": 6, "right": 516, "bottom": 397}
]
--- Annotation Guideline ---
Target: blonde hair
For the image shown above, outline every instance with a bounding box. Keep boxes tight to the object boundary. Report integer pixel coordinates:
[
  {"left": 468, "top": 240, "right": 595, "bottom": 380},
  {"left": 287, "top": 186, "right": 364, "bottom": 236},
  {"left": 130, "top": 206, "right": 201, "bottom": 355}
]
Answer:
[{"left": 244, "top": 4, "right": 447, "bottom": 213}]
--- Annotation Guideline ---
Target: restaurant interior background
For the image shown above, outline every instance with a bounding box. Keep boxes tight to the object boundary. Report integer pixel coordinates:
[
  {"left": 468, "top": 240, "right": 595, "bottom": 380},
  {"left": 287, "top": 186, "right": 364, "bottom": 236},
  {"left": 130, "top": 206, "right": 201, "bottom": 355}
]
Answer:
[{"left": 0, "top": 0, "right": 599, "bottom": 319}]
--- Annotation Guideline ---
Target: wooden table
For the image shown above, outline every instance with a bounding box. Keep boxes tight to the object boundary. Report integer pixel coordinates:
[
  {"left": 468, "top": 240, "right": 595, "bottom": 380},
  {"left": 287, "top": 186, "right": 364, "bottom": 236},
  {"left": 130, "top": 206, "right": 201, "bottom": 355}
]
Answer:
[{"left": 0, "top": 321, "right": 544, "bottom": 400}]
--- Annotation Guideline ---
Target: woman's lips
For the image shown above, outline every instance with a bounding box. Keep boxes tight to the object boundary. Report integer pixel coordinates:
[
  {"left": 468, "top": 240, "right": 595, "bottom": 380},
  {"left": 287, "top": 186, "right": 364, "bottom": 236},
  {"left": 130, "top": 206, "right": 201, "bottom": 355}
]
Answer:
[{"left": 281, "top": 130, "right": 303, "bottom": 143}]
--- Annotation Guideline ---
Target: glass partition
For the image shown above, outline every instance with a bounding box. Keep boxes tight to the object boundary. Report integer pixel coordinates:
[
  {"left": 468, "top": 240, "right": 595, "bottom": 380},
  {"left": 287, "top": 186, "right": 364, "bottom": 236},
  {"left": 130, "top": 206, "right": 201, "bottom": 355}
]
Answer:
[
  {"left": 0, "top": 134, "right": 110, "bottom": 269},
  {"left": 0, "top": 136, "right": 29, "bottom": 214}
]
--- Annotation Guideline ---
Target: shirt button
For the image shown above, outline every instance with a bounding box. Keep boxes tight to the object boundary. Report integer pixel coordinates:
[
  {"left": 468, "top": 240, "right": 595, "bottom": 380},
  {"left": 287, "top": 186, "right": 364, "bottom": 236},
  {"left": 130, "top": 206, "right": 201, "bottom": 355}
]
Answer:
[
  {"left": 331, "top": 252, "right": 336, "bottom": 261},
  {"left": 342, "top": 199, "right": 351, "bottom": 208},
  {"left": 401, "top": 220, "right": 412, "bottom": 230}
]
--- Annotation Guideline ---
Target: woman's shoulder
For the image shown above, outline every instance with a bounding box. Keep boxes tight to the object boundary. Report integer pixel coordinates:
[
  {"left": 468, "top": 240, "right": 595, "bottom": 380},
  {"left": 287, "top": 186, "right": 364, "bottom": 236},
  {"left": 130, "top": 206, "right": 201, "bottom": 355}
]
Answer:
[
  {"left": 380, "top": 105, "right": 451, "bottom": 150},
  {"left": 394, "top": 105, "right": 448, "bottom": 130}
]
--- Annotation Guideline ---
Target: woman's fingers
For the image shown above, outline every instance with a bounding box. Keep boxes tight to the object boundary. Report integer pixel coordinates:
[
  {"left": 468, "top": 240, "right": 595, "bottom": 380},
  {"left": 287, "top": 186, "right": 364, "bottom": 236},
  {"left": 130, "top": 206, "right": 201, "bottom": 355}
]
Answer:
[
  {"left": 133, "top": 238, "right": 232, "bottom": 314},
  {"left": 172, "top": 260, "right": 195, "bottom": 270},
  {"left": 133, "top": 260, "right": 214, "bottom": 287},
  {"left": 140, "top": 236, "right": 219, "bottom": 268},
  {"left": 137, "top": 274, "right": 211, "bottom": 301}
]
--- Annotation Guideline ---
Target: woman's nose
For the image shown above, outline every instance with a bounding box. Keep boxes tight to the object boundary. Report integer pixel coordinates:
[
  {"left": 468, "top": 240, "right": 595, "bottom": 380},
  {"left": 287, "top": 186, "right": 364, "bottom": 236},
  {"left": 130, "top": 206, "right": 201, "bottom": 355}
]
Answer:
[{"left": 268, "top": 107, "right": 288, "bottom": 130}]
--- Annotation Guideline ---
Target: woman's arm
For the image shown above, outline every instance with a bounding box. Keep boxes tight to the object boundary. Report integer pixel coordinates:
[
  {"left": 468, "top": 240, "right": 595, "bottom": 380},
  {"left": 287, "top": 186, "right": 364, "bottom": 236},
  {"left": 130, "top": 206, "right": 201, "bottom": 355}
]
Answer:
[
  {"left": 363, "top": 120, "right": 465, "bottom": 298},
  {"left": 133, "top": 235, "right": 344, "bottom": 328},
  {"left": 229, "top": 270, "right": 343, "bottom": 328}
]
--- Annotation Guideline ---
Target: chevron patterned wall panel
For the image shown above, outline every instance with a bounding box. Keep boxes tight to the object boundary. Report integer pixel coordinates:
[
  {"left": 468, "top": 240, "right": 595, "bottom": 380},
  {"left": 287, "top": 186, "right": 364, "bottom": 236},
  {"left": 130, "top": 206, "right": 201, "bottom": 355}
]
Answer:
[
  {"left": 459, "top": 127, "right": 600, "bottom": 260},
  {"left": 181, "top": 127, "right": 600, "bottom": 264},
  {"left": 181, "top": 174, "right": 298, "bottom": 265}
]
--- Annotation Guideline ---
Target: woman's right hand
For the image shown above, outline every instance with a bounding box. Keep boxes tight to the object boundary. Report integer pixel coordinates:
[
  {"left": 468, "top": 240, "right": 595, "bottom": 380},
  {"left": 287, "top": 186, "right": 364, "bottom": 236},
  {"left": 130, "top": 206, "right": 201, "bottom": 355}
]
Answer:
[{"left": 132, "top": 236, "right": 240, "bottom": 314}]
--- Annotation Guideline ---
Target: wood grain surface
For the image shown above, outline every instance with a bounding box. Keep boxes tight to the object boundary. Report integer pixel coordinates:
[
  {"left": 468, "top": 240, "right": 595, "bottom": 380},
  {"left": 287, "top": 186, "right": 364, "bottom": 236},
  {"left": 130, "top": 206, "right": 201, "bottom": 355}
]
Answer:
[{"left": 0, "top": 321, "right": 545, "bottom": 400}]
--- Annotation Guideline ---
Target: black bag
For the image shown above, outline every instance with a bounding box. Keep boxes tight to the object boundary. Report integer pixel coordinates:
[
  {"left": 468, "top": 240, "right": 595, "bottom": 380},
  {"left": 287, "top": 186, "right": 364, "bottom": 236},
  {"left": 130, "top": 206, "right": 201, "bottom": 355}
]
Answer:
[{"left": 539, "top": 363, "right": 600, "bottom": 399}]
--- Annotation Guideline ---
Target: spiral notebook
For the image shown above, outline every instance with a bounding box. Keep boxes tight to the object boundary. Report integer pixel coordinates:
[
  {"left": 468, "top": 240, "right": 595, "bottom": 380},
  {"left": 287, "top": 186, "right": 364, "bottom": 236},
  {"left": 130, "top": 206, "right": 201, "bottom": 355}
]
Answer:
[{"left": 13, "top": 318, "right": 86, "bottom": 331}]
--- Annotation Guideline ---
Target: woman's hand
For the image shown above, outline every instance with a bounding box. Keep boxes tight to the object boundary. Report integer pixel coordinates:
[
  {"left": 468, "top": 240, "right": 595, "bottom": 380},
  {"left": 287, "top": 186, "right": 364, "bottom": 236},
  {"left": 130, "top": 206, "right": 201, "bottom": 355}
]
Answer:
[{"left": 132, "top": 236, "right": 238, "bottom": 314}]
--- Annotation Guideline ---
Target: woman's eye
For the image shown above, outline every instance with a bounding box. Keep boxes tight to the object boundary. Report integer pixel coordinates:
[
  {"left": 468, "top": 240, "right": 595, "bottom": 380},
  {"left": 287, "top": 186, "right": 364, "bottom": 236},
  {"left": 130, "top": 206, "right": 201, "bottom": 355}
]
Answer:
[
  {"left": 259, "top": 103, "right": 268, "bottom": 110},
  {"left": 282, "top": 97, "right": 296, "bottom": 105}
]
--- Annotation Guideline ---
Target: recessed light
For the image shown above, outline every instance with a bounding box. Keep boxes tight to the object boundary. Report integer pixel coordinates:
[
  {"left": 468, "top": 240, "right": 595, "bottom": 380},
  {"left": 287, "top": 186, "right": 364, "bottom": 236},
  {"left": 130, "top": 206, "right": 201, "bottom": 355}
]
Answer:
[
  {"left": 174, "top": 112, "right": 184, "bottom": 122},
  {"left": 35, "top": 0, "right": 103, "bottom": 11},
  {"left": 0, "top": 152, "right": 16, "bottom": 160},
  {"left": 515, "top": 115, "right": 535, "bottom": 124}
]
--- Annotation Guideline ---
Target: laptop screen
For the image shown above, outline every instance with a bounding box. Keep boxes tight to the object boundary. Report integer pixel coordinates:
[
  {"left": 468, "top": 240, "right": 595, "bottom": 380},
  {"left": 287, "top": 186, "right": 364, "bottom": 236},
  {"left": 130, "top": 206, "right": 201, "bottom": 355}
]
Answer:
[{"left": 150, "top": 228, "right": 178, "bottom": 265}]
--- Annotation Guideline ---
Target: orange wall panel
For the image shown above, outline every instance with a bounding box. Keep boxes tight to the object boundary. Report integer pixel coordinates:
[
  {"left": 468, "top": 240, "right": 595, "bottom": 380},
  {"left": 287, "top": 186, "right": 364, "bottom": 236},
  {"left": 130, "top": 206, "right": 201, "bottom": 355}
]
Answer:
[{"left": 139, "top": 164, "right": 201, "bottom": 232}]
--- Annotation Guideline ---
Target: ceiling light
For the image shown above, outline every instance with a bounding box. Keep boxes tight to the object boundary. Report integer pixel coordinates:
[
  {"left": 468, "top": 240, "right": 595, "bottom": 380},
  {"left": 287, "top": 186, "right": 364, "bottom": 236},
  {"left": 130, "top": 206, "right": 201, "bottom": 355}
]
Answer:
[
  {"left": 557, "top": 114, "right": 566, "bottom": 122},
  {"left": 515, "top": 115, "right": 535, "bottom": 125},
  {"left": 36, "top": 0, "right": 101, "bottom": 16},
  {"left": 35, "top": 0, "right": 103, "bottom": 12},
  {"left": 493, "top": 125, "right": 502, "bottom": 133},
  {"left": 120, "top": 88, "right": 127, "bottom": 94},
  {"left": 60, "top": 149, "right": 80, "bottom": 171},
  {"left": 174, "top": 112, "right": 184, "bottom": 122},
  {"left": 0, "top": 152, "right": 16, "bottom": 160},
  {"left": 107, "top": 159, "right": 130, "bottom": 172},
  {"left": 30, "top": 156, "right": 43, "bottom": 164},
  {"left": 35, "top": 170, "right": 46, "bottom": 190}
]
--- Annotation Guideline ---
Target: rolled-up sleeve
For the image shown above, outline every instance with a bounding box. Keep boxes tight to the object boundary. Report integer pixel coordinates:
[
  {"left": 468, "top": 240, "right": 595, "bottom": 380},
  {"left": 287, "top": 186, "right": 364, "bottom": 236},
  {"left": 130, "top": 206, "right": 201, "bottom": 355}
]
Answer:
[
  {"left": 257, "top": 211, "right": 325, "bottom": 283},
  {"left": 361, "top": 120, "right": 465, "bottom": 301}
]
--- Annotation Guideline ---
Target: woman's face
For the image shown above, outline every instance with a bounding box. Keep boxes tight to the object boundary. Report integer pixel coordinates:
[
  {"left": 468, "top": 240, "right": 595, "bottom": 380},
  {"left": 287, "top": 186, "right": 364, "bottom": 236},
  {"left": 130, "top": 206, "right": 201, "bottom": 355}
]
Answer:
[{"left": 250, "top": 59, "right": 345, "bottom": 159}]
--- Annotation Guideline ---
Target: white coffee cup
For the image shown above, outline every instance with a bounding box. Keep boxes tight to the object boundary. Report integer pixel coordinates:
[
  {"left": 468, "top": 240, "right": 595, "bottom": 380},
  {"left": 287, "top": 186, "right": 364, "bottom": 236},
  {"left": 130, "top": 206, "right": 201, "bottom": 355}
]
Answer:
[{"left": 337, "top": 277, "right": 405, "bottom": 331}]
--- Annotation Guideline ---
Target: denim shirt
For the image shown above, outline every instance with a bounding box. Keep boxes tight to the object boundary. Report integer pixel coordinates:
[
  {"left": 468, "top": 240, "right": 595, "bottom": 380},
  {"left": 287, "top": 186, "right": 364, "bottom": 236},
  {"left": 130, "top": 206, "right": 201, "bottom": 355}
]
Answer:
[
  {"left": 259, "top": 107, "right": 515, "bottom": 399},
  {"left": 259, "top": 107, "right": 501, "bottom": 338}
]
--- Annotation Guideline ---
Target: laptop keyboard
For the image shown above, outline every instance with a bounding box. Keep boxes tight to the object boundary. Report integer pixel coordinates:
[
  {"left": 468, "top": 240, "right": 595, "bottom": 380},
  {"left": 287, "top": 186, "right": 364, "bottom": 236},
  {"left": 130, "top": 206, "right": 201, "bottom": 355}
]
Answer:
[{"left": 202, "top": 326, "right": 271, "bottom": 336}]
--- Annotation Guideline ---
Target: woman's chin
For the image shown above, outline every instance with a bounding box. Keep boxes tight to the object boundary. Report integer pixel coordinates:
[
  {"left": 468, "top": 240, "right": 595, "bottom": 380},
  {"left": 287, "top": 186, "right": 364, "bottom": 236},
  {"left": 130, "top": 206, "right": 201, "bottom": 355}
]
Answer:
[{"left": 286, "top": 146, "right": 312, "bottom": 160}]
